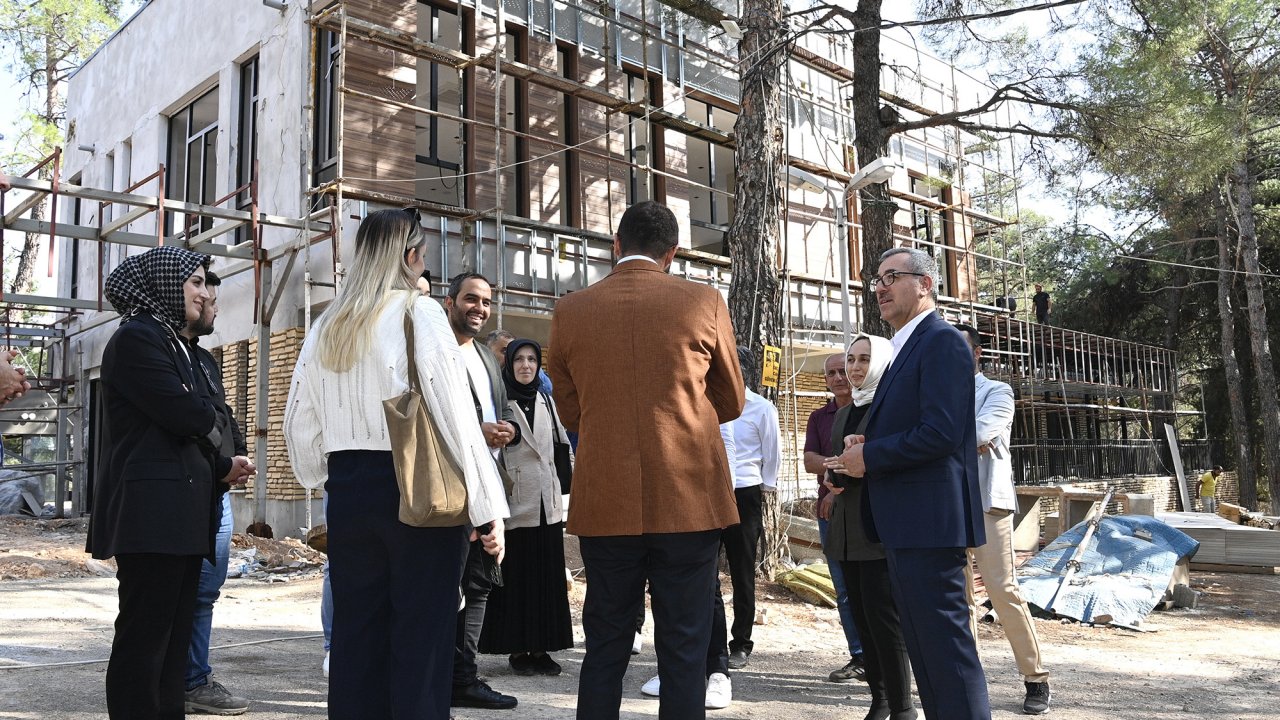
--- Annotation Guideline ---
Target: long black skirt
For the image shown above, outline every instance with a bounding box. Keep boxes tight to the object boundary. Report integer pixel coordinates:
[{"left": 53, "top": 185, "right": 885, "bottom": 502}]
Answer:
[{"left": 478, "top": 519, "right": 574, "bottom": 654}]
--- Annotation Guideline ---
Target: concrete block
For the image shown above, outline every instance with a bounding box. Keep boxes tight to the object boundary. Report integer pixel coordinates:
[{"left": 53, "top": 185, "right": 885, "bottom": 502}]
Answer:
[
  {"left": 1012, "top": 495, "right": 1042, "bottom": 552},
  {"left": 1170, "top": 583, "right": 1199, "bottom": 608},
  {"left": 1124, "top": 494, "right": 1156, "bottom": 517}
]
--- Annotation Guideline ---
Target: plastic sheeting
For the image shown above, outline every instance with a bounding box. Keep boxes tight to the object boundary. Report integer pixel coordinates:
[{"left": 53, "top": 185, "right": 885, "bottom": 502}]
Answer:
[{"left": 1016, "top": 515, "right": 1200, "bottom": 627}]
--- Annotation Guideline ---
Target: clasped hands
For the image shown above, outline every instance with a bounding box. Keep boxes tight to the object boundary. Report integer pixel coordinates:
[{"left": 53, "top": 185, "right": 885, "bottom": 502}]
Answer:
[
  {"left": 822, "top": 434, "right": 867, "bottom": 486},
  {"left": 482, "top": 420, "right": 516, "bottom": 448},
  {"left": 220, "top": 456, "right": 256, "bottom": 486}
]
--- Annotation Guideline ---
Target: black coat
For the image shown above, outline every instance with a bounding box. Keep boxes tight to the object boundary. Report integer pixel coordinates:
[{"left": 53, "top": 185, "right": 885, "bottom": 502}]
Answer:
[
  {"left": 826, "top": 402, "right": 885, "bottom": 563},
  {"left": 87, "top": 315, "right": 233, "bottom": 560},
  {"left": 190, "top": 338, "right": 247, "bottom": 457}
]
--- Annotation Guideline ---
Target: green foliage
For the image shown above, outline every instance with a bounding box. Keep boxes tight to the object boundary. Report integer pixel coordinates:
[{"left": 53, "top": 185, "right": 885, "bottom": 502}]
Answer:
[{"left": 0, "top": 0, "right": 123, "bottom": 152}]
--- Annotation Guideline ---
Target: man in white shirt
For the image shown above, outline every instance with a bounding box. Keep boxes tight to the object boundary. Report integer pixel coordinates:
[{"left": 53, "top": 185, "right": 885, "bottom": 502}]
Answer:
[
  {"left": 723, "top": 347, "right": 781, "bottom": 670},
  {"left": 444, "top": 272, "right": 521, "bottom": 711},
  {"left": 956, "top": 324, "right": 1051, "bottom": 715}
]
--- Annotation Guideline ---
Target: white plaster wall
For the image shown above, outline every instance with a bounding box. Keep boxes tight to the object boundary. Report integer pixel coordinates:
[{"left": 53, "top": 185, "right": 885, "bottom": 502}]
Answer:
[{"left": 60, "top": 0, "right": 323, "bottom": 372}]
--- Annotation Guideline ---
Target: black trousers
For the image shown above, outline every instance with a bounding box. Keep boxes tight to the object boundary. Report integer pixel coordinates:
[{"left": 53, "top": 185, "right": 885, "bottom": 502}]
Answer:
[
  {"left": 453, "top": 538, "right": 493, "bottom": 686},
  {"left": 578, "top": 530, "right": 722, "bottom": 720},
  {"left": 722, "top": 484, "right": 762, "bottom": 654},
  {"left": 885, "top": 546, "right": 991, "bottom": 720},
  {"left": 841, "top": 558, "right": 915, "bottom": 718},
  {"left": 107, "top": 553, "right": 203, "bottom": 720},
  {"left": 326, "top": 450, "right": 469, "bottom": 720},
  {"left": 634, "top": 576, "right": 729, "bottom": 678}
]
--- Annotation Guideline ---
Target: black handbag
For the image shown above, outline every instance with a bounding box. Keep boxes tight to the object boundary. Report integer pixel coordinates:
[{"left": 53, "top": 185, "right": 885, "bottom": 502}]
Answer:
[{"left": 542, "top": 393, "right": 574, "bottom": 494}]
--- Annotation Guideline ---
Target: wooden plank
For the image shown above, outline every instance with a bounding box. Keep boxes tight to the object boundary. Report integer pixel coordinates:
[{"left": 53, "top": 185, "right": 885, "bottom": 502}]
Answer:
[{"left": 1189, "top": 562, "right": 1279, "bottom": 575}]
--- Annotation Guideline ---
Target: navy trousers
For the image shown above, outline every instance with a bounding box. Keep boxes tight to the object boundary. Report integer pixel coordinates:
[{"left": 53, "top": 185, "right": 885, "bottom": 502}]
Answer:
[
  {"left": 884, "top": 546, "right": 991, "bottom": 720},
  {"left": 578, "top": 530, "right": 722, "bottom": 720},
  {"left": 325, "top": 450, "right": 469, "bottom": 720}
]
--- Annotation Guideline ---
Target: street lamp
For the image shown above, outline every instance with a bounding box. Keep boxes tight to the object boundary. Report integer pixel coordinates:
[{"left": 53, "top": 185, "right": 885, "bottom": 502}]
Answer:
[{"left": 787, "top": 158, "right": 900, "bottom": 347}]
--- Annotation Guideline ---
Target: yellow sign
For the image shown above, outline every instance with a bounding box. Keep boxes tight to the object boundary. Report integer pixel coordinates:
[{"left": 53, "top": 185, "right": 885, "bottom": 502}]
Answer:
[{"left": 761, "top": 345, "right": 782, "bottom": 388}]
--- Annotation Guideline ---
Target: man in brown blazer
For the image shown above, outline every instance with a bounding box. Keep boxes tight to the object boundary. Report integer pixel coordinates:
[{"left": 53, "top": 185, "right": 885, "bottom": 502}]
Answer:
[{"left": 548, "top": 200, "right": 744, "bottom": 720}]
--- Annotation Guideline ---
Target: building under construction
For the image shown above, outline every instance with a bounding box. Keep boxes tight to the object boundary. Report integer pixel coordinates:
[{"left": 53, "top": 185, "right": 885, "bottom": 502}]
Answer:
[{"left": 0, "top": 0, "right": 1208, "bottom": 527}]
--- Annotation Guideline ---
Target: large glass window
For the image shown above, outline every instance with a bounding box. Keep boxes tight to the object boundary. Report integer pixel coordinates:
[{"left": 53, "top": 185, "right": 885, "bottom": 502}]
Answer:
[
  {"left": 502, "top": 29, "right": 529, "bottom": 216},
  {"left": 558, "top": 49, "right": 580, "bottom": 227},
  {"left": 626, "top": 74, "right": 653, "bottom": 203},
  {"left": 315, "top": 30, "right": 340, "bottom": 185},
  {"left": 685, "top": 100, "right": 736, "bottom": 254},
  {"left": 237, "top": 55, "right": 259, "bottom": 244},
  {"left": 166, "top": 87, "right": 219, "bottom": 237},
  {"left": 416, "top": 3, "right": 465, "bottom": 206},
  {"left": 907, "top": 175, "right": 951, "bottom": 297}
]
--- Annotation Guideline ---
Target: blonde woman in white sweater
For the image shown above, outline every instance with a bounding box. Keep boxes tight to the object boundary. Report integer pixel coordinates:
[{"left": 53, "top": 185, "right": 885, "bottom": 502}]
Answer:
[{"left": 284, "top": 208, "right": 509, "bottom": 720}]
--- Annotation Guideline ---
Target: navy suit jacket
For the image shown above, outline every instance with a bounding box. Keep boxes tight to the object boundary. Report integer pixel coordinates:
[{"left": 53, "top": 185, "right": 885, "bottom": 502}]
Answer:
[{"left": 861, "top": 311, "right": 985, "bottom": 550}]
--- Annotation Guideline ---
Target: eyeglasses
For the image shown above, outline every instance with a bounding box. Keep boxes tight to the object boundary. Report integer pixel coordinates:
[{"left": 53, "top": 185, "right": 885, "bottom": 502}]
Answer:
[{"left": 869, "top": 270, "right": 928, "bottom": 290}]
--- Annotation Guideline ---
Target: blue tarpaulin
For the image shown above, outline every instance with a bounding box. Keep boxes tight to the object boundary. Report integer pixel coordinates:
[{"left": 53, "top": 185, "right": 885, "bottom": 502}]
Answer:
[{"left": 1016, "top": 515, "right": 1200, "bottom": 627}]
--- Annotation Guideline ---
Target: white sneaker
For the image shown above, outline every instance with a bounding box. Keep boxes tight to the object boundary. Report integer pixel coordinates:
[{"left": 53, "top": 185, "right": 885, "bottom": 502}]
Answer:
[
  {"left": 632, "top": 632, "right": 643, "bottom": 655},
  {"left": 323, "top": 651, "right": 330, "bottom": 678},
  {"left": 641, "top": 675, "right": 661, "bottom": 697},
  {"left": 705, "top": 672, "right": 732, "bottom": 709}
]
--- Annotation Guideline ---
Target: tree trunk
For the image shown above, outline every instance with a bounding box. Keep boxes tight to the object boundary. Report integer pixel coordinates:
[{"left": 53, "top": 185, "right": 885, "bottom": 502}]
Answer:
[
  {"left": 725, "top": 0, "right": 786, "bottom": 576},
  {"left": 9, "top": 31, "right": 60, "bottom": 295},
  {"left": 1215, "top": 210, "right": 1257, "bottom": 510},
  {"left": 725, "top": 0, "right": 784, "bottom": 388},
  {"left": 1230, "top": 160, "right": 1280, "bottom": 513},
  {"left": 851, "top": 0, "right": 892, "bottom": 337}
]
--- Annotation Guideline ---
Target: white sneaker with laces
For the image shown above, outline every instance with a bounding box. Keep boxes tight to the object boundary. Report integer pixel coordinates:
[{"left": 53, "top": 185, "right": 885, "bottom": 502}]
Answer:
[
  {"left": 323, "top": 651, "right": 330, "bottom": 679},
  {"left": 641, "top": 675, "right": 661, "bottom": 697},
  {"left": 705, "top": 672, "right": 732, "bottom": 710}
]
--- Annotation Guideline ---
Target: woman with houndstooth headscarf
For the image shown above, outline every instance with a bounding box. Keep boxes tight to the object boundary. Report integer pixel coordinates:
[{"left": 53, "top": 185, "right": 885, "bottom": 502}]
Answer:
[{"left": 88, "top": 246, "right": 256, "bottom": 720}]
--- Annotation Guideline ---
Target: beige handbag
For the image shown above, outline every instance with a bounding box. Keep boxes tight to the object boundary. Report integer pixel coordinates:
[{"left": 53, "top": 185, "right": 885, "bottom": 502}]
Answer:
[{"left": 383, "top": 302, "right": 469, "bottom": 527}]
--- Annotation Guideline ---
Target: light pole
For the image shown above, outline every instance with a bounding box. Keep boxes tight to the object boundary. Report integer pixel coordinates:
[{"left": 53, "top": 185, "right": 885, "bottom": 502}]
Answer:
[{"left": 787, "top": 158, "right": 899, "bottom": 347}]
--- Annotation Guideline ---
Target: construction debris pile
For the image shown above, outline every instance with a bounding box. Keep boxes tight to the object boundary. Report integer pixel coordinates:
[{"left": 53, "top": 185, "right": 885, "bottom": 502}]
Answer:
[{"left": 227, "top": 533, "right": 325, "bottom": 582}]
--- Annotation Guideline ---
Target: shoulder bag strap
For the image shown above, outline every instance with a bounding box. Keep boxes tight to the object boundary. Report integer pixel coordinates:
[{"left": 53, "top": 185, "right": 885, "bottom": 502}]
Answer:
[
  {"left": 542, "top": 392, "right": 564, "bottom": 443},
  {"left": 402, "top": 294, "right": 422, "bottom": 395}
]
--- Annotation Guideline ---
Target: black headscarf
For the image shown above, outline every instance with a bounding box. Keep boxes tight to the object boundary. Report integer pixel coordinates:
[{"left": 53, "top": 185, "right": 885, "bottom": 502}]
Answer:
[
  {"left": 502, "top": 338, "right": 543, "bottom": 405},
  {"left": 105, "top": 246, "right": 211, "bottom": 334}
]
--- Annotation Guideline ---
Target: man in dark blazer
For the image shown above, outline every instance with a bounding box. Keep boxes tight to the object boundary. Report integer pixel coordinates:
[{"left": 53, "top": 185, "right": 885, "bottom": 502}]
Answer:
[
  {"left": 827, "top": 247, "right": 990, "bottom": 719},
  {"left": 444, "top": 272, "right": 522, "bottom": 711},
  {"left": 548, "top": 201, "right": 744, "bottom": 720}
]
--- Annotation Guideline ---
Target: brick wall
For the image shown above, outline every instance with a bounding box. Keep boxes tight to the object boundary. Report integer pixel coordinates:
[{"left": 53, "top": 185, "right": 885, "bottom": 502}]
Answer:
[
  {"left": 219, "top": 327, "right": 311, "bottom": 501},
  {"left": 1031, "top": 472, "right": 1240, "bottom": 522}
]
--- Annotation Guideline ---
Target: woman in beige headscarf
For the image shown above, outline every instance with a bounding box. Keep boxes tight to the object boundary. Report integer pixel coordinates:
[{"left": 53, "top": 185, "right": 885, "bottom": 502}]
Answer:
[{"left": 824, "top": 333, "right": 917, "bottom": 720}]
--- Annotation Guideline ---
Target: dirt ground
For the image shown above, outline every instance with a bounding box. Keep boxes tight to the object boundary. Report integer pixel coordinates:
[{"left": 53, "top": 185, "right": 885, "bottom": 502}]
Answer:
[{"left": 2, "top": 515, "right": 1279, "bottom": 719}]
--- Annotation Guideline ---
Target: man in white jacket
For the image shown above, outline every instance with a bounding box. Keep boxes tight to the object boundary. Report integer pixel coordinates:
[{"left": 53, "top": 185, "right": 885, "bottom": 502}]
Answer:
[{"left": 956, "top": 324, "right": 1051, "bottom": 715}]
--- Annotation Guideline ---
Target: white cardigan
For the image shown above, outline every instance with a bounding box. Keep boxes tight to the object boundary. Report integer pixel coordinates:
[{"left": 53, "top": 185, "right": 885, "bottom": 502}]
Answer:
[{"left": 283, "top": 292, "right": 509, "bottom": 527}]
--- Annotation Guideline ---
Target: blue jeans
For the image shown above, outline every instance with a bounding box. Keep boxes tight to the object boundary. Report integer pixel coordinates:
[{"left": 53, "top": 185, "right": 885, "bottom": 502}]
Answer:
[
  {"left": 186, "top": 492, "right": 233, "bottom": 690},
  {"left": 818, "top": 517, "right": 863, "bottom": 658},
  {"left": 322, "top": 493, "right": 333, "bottom": 651}
]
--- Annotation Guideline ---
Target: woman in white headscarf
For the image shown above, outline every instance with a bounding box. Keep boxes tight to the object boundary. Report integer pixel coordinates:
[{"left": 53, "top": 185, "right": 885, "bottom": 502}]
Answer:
[{"left": 824, "top": 333, "right": 917, "bottom": 720}]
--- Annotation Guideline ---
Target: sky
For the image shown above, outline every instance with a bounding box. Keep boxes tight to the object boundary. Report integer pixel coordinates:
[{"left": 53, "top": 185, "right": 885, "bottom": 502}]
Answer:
[{"left": 0, "top": 0, "right": 1115, "bottom": 295}]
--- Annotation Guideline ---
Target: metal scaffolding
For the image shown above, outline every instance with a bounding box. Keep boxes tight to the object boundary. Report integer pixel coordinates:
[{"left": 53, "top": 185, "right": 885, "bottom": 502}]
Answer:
[{"left": 0, "top": 148, "right": 335, "bottom": 521}]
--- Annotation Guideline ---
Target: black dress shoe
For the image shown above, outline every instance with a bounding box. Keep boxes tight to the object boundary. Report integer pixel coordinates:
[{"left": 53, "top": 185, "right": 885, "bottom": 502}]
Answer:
[
  {"left": 451, "top": 680, "right": 518, "bottom": 709},
  {"left": 727, "top": 649, "right": 750, "bottom": 670}
]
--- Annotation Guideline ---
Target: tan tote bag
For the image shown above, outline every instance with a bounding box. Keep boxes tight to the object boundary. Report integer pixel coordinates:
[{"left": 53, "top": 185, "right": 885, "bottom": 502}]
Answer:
[{"left": 383, "top": 302, "right": 469, "bottom": 527}]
